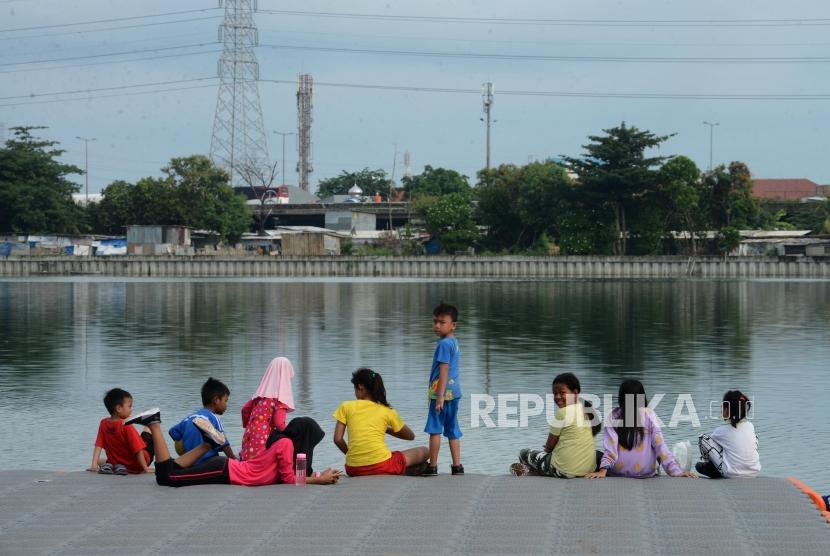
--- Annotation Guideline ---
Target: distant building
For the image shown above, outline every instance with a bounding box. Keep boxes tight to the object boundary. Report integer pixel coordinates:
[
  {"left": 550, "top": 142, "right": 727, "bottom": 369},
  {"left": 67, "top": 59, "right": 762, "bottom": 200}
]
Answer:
[
  {"left": 279, "top": 226, "right": 344, "bottom": 256},
  {"left": 127, "top": 225, "right": 193, "bottom": 255},
  {"left": 818, "top": 184, "right": 830, "bottom": 197},
  {"left": 325, "top": 210, "right": 376, "bottom": 233},
  {"left": 752, "top": 179, "right": 818, "bottom": 200},
  {"left": 235, "top": 185, "right": 319, "bottom": 205}
]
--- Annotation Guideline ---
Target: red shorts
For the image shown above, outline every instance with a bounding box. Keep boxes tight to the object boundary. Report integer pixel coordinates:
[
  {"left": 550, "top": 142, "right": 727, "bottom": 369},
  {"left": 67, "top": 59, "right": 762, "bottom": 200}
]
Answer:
[{"left": 345, "top": 451, "right": 407, "bottom": 477}]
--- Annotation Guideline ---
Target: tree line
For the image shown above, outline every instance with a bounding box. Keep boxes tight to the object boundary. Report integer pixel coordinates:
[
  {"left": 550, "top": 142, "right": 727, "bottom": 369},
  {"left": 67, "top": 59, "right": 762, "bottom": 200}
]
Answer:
[{"left": 3, "top": 124, "right": 828, "bottom": 253}]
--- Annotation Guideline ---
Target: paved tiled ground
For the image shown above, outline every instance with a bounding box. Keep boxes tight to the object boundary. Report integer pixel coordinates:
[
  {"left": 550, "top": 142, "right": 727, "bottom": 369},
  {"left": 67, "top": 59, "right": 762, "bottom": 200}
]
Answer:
[{"left": 0, "top": 471, "right": 826, "bottom": 555}]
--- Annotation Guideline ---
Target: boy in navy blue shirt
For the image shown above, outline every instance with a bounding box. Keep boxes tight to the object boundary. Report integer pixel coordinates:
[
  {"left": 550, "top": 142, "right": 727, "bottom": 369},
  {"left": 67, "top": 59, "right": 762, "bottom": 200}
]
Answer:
[
  {"left": 423, "top": 303, "right": 463, "bottom": 476},
  {"left": 169, "top": 377, "right": 236, "bottom": 463}
]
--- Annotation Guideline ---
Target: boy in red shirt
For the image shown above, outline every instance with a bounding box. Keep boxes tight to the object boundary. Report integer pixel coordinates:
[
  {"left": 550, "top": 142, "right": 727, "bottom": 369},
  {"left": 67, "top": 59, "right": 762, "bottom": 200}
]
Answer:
[{"left": 88, "top": 388, "right": 154, "bottom": 475}]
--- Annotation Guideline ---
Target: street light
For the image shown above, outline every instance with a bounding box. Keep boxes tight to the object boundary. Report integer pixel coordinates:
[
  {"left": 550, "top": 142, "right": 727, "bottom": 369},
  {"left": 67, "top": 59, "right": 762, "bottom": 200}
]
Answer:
[
  {"left": 272, "top": 131, "right": 296, "bottom": 186},
  {"left": 76, "top": 136, "right": 96, "bottom": 204},
  {"left": 703, "top": 121, "right": 719, "bottom": 171}
]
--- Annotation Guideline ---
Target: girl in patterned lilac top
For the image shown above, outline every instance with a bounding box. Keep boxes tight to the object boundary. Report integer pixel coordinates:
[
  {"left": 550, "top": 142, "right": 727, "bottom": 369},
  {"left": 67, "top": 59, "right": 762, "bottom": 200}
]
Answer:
[{"left": 586, "top": 379, "right": 695, "bottom": 479}]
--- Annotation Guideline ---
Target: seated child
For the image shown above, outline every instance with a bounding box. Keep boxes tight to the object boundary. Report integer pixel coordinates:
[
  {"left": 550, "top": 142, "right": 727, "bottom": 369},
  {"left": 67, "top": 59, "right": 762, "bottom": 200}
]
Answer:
[
  {"left": 511, "top": 372, "right": 601, "bottom": 478},
  {"left": 586, "top": 379, "right": 694, "bottom": 479},
  {"left": 332, "top": 368, "right": 429, "bottom": 477},
  {"left": 168, "top": 377, "right": 235, "bottom": 464},
  {"left": 125, "top": 407, "right": 340, "bottom": 487},
  {"left": 240, "top": 357, "right": 295, "bottom": 461},
  {"left": 696, "top": 390, "right": 760, "bottom": 478},
  {"left": 88, "top": 388, "right": 154, "bottom": 475}
]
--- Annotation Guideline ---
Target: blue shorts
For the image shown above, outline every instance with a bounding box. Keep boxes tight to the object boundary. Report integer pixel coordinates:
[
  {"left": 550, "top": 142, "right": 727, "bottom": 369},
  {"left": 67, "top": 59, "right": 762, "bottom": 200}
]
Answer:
[{"left": 424, "top": 398, "right": 462, "bottom": 439}]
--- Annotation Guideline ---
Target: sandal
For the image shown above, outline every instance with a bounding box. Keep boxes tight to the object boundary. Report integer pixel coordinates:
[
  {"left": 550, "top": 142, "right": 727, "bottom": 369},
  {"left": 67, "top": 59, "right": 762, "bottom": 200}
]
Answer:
[
  {"left": 113, "top": 464, "right": 128, "bottom": 476},
  {"left": 98, "top": 463, "right": 114, "bottom": 474}
]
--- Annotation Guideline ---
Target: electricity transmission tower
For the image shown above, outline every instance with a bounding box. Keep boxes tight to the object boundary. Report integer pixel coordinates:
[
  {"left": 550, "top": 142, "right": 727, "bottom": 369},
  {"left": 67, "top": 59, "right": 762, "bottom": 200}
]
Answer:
[
  {"left": 296, "top": 74, "right": 314, "bottom": 191},
  {"left": 210, "top": 0, "right": 270, "bottom": 186}
]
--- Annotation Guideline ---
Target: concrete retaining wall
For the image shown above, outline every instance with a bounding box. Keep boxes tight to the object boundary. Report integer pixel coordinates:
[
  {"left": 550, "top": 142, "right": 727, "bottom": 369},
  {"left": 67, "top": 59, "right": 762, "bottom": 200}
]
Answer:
[{"left": 1, "top": 256, "right": 829, "bottom": 278}]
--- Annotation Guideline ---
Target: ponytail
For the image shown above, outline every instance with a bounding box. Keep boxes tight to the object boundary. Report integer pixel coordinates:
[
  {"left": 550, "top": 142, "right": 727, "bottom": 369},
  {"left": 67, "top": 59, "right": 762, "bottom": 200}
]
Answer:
[
  {"left": 351, "top": 367, "right": 390, "bottom": 407},
  {"left": 723, "top": 390, "right": 751, "bottom": 427}
]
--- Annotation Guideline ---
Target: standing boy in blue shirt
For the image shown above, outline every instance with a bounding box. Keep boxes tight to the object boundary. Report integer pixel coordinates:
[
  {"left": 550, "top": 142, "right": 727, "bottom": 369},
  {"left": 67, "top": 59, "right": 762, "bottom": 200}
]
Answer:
[
  {"left": 423, "top": 303, "right": 463, "bottom": 476},
  {"left": 169, "top": 377, "right": 236, "bottom": 463}
]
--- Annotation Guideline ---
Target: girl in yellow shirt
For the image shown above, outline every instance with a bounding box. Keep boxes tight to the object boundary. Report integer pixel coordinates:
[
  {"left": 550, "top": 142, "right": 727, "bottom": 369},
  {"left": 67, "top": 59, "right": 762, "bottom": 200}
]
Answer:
[{"left": 333, "top": 368, "right": 429, "bottom": 476}]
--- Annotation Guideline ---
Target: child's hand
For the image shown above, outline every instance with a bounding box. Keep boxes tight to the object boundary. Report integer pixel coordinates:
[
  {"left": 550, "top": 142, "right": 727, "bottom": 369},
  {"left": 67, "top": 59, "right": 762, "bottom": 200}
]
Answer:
[
  {"left": 86, "top": 466, "right": 99, "bottom": 473},
  {"left": 584, "top": 469, "right": 608, "bottom": 479},
  {"left": 315, "top": 468, "right": 342, "bottom": 484},
  {"left": 435, "top": 398, "right": 444, "bottom": 413},
  {"left": 679, "top": 471, "right": 697, "bottom": 478}
]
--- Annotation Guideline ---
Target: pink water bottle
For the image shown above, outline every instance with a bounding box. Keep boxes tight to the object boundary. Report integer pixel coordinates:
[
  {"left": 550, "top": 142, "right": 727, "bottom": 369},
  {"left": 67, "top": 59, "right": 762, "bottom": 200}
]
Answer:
[{"left": 295, "top": 453, "right": 307, "bottom": 486}]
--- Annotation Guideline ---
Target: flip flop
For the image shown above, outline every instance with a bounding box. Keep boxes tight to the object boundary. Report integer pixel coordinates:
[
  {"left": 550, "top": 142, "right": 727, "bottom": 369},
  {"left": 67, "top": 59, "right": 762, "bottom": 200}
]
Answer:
[
  {"left": 98, "top": 463, "right": 114, "bottom": 474},
  {"left": 113, "top": 464, "right": 128, "bottom": 476}
]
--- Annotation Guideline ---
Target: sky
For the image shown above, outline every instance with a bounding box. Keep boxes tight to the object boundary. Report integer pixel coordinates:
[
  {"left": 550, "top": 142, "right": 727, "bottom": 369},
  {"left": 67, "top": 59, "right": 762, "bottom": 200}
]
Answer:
[{"left": 1, "top": 0, "right": 829, "bottom": 195}]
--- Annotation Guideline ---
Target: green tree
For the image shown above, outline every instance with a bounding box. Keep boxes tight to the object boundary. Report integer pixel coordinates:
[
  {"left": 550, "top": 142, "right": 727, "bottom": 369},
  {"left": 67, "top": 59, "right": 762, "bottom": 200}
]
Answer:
[
  {"left": 316, "top": 168, "right": 391, "bottom": 199},
  {"left": 401, "top": 165, "right": 471, "bottom": 199},
  {"left": 89, "top": 180, "right": 133, "bottom": 234},
  {"left": 0, "top": 126, "right": 84, "bottom": 234},
  {"left": 475, "top": 164, "right": 525, "bottom": 251},
  {"left": 564, "top": 122, "right": 673, "bottom": 255},
  {"left": 164, "top": 155, "right": 250, "bottom": 242},
  {"left": 658, "top": 156, "right": 704, "bottom": 254},
  {"left": 93, "top": 155, "right": 250, "bottom": 243},
  {"left": 702, "top": 161, "right": 759, "bottom": 229},
  {"left": 419, "top": 193, "right": 479, "bottom": 253},
  {"left": 476, "top": 162, "right": 575, "bottom": 252}
]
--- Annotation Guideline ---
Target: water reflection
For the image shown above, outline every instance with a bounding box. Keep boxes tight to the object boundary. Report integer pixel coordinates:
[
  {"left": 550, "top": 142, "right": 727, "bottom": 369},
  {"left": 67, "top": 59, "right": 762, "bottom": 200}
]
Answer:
[{"left": 0, "top": 279, "right": 827, "bottom": 486}]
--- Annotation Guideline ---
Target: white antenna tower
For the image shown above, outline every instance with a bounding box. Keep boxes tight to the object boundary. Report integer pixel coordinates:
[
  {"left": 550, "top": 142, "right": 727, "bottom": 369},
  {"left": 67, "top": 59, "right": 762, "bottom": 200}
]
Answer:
[
  {"left": 209, "top": 0, "right": 270, "bottom": 185},
  {"left": 482, "top": 82, "right": 494, "bottom": 169},
  {"left": 403, "top": 150, "right": 412, "bottom": 178},
  {"left": 296, "top": 74, "right": 314, "bottom": 191}
]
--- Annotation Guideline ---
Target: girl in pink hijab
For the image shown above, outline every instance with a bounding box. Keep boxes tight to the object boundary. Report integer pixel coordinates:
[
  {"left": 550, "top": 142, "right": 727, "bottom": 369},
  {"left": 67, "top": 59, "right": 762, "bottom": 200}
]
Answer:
[{"left": 240, "top": 357, "right": 296, "bottom": 461}]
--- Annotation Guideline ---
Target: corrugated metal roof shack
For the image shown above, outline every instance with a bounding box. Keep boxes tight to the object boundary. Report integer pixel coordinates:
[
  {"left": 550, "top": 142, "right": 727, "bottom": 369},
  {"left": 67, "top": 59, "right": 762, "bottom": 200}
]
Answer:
[
  {"left": 127, "top": 225, "right": 194, "bottom": 255},
  {"left": 280, "top": 231, "right": 342, "bottom": 256}
]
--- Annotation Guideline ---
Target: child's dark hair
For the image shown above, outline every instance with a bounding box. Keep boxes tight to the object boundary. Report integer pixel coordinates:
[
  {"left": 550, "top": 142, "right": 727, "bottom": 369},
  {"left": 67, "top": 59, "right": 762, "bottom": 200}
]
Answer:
[
  {"left": 351, "top": 367, "right": 390, "bottom": 407},
  {"left": 103, "top": 388, "right": 131, "bottom": 415},
  {"left": 201, "top": 377, "right": 230, "bottom": 406},
  {"left": 553, "top": 373, "right": 601, "bottom": 436},
  {"left": 723, "top": 390, "right": 751, "bottom": 427},
  {"left": 433, "top": 302, "right": 459, "bottom": 322},
  {"left": 615, "top": 379, "right": 648, "bottom": 451}
]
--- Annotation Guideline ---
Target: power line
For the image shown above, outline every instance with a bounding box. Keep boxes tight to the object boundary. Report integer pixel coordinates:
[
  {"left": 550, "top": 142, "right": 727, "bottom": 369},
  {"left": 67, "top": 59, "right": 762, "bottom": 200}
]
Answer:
[
  {"left": 0, "top": 49, "right": 221, "bottom": 75},
  {"left": 0, "top": 42, "right": 215, "bottom": 67},
  {"left": 0, "top": 77, "right": 217, "bottom": 101},
  {"left": 260, "top": 78, "right": 830, "bottom": 100},
  {"left": 0, "top": 83, "right": 218, "bottom": 108},
  {"left": 259, "top": 43, "right": 830, "bottom": 64},
  {"left": 0, "top": 8, "right": 220, "bottom": 33},
  {"left": 258, "top": 9, "right": 830, "bottom": 28},
  {"left": 0, "top": 15, "right": 221, "bottom": 42},
  {"left": 3, "top": 75, "right": 827, "bottom": 108}
]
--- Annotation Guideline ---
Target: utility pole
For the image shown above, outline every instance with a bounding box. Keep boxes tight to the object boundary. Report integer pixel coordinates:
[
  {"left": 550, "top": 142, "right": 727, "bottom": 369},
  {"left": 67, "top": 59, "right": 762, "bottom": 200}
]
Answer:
[
  {"left": 273, "top": 131, "right": 296, "bottom": 185},
  {"left": 388, "top": 143, "right": 398, "bottom": 231},
  {"left": 703, "top": 121, "right": 719, "bottom": 171},
  {"left": 482, "top": 82, "right": 494, "bottom": 169},
  {"left": 75, "top": 136, "right": 96, "bottom": 204}
]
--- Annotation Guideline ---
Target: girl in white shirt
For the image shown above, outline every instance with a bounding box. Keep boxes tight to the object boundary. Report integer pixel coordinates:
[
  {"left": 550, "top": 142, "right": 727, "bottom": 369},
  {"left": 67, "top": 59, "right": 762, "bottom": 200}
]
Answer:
[{"left": 696, "top": 390, "right": 761, "bottom": 478}]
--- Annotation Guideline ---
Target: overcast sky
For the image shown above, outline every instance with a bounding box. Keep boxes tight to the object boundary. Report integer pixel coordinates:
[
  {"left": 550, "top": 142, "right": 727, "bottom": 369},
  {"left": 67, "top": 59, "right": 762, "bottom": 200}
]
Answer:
[{"left": 2, "top": 0, "right": 829, "bottom": 194}]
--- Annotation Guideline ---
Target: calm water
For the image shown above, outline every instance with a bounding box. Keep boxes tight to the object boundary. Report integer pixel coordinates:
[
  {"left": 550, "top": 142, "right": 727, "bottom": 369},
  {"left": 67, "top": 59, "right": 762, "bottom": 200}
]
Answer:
[{"left": 0, "top": 278, "right": 828, "bottom": 487}]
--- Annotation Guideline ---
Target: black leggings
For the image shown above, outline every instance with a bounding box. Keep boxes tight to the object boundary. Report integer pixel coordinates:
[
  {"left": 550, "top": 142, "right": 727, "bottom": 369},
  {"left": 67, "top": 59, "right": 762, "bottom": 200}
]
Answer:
[{"left": 155, "top": 456, "right": 230, "bottom": 488}]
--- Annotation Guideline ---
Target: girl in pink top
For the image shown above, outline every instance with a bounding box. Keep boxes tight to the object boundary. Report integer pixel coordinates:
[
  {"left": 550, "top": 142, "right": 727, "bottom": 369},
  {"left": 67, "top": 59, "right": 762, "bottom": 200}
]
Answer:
[
  {"left": 240, "top": 357, "right": 296, "bottom": 461},
  {"left": 586, "top": 379, "right": 695, "bottom": 479}
]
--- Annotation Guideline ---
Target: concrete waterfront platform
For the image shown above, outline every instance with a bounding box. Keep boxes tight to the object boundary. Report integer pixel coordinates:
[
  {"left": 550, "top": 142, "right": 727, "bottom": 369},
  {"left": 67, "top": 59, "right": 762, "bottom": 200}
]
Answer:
[{"left": 0, "top": 471, "right": 826, "bottom": 555}]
